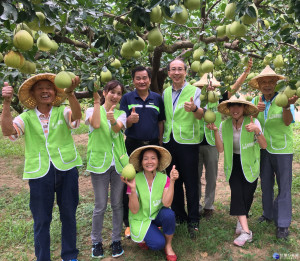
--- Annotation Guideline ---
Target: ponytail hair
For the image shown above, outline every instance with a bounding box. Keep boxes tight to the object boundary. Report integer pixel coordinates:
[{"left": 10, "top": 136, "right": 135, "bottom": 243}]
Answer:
[{"left": 100, "top": 80, "right": 124, "bottom": 105}]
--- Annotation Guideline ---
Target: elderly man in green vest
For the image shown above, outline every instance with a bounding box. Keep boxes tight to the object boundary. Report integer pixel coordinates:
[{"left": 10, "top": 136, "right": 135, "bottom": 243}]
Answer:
[
  {"left": 1, "top": 73, "right": 82, "bottom": 261},
  {"left": 249, "top": 66, "right": 298, "bottom": 239},
  {"left": 162, "top": 58, "right": 205, "bottom": 238}
]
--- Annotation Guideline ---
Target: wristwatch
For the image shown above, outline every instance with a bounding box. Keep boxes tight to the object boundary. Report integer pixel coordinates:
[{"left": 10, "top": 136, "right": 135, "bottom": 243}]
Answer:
[
  {"left": 283, "top": 107, "right": 290, "bottom": 111},
  {"left": 192, "top": 105, "right": 198, "bottom": 112}
]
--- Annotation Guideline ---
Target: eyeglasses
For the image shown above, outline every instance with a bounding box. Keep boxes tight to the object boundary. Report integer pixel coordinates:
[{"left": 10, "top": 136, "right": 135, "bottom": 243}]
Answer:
[{"left": 169, "top": 68, "right": 185, "bottom": 72}]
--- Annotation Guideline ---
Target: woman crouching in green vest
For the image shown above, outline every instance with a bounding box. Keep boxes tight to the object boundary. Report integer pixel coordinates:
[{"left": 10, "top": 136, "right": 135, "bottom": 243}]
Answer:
[
  {"left": 207, "top": 95, "right": 267, "bottom": 247},
  {"left": 121, "top": 145, "right": 179, "bottom": 261},
  {"left": 85, "top": 80, "right": 129, "bottom": 258}
]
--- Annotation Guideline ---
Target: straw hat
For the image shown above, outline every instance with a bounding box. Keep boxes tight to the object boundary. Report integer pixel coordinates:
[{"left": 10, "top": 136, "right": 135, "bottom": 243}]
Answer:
[
  {"left": 218, "top": 94, "right": 258, "bottom": 116},
  {"left": 193, "top": 73, "right": 221, "bottom": 88},
  {"left": 248, "top": 65, "right": 285, "bottom": 89},
  {"left": 18, "top": 73, "right": 67, "bottom": 109},
  {"left": 129, "top": 145, "right": 172, "bottom": 172}
]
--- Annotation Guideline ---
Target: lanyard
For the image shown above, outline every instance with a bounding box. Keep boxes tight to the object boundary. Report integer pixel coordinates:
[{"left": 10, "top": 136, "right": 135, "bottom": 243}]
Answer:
[{"left": 173, "top": 89, "right": 182, "bottom": 107}]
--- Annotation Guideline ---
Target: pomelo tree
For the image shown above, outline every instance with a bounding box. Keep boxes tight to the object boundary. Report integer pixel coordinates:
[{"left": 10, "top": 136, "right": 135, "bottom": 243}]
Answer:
[{"left": 0, "top": 0, "right": 299, "bottom": 113}]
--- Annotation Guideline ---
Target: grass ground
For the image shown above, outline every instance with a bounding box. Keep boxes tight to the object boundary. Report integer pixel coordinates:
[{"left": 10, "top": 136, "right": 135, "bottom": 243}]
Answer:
[{"left": 0, "top": 122, "right": 299, "bottom": 261}]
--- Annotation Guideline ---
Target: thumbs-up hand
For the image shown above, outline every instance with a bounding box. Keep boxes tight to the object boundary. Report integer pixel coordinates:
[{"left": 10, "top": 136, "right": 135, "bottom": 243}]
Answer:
[
  {"left": 129, "top": 107, "right": 139, "bottom": 124},
  {"left": 2, "top": 82, "right": 14, "bottom": 102},
  {"left": 257, "top": 96, "right": 265, "bottom": 112},
  {"left": 184, "top": 97, "right": 197, "bottom": 112},
  {"left": 107, "top": 105, "right": 116, "bottom": 121},
  {"left": 245, "top": 116, "right": 258, "bottom": 133},
  {"left": 170, "top": 165, "right": 179, "bottom": 182}
]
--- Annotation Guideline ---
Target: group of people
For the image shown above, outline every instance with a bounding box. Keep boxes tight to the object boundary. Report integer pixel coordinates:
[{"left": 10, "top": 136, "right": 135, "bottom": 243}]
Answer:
[{"left": 1, "top": 58, "right": 298, "bottom": 261}]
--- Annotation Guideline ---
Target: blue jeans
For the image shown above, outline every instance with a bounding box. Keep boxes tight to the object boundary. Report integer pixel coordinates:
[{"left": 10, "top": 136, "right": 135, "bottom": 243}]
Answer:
[
  {"left": 29, "top": 163, "right": 79, "bottom": 261},
  {"left": 144, "top": 207, "right": 176, "bottom": 250}
]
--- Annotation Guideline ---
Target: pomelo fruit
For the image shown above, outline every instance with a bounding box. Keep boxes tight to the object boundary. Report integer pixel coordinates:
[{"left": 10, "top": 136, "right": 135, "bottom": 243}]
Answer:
[
  {"left": 37, "top": 33, "right": 53, "bottom": 51},
  {"left": 13, "top": 30, "right": 34, "bottom": 51},
  {"left": 110, "top": 58, "right": 121, "bottom": 68},
  {"left": 204, "top": 109, "right": 216, "bottom": 123},
  {"left": 241, "top": 4, "right": 258, "bottom": 25},
  {"left": 173, "top": 5, "right": 188, "bottom": 25},
  {"left": 147, "top": 27, "right": 163, "bottom": 46},
  {"left": 284, "top": 86, "right": 296, "bottom": 98},
  {"left": 201, "top": 60, "right": 214, "bottom": 73},
  {"left": 4, "top": 51, "right": 25, "bottom": 68},
  {"left": 216, "top": 25, "right": 226, "bottom": 37},
  {"left": 275, "top": 92, "right": 288, "bottom": 107},
  {"left": 150, "top": 6, "right": 163, "bottom": 23},
  {"left": 55, "top": 71, "right": 73, "bottom": 89},
  {"left": 184, "top": 0, "right": 201, "bottom": 10},
  {"left": 122, "top": 163, "right": 136, "bottom": 180},
  {"left": 130, "top": 36, "right": 145, "bottom": 51},
  {"left": 225, "top": 3, "right": 236, "bottom": 20},
  {"left": 193, "top": 48, "right": 204, "bottom": 61},
  {"left": 100, "top": 69, "right": 112, "bottom": 83}
]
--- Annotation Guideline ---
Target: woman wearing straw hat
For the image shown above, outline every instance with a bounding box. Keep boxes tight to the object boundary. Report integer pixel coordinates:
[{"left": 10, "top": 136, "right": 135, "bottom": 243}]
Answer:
[
  {"left": 249, "top": 66, "right": 298, "bottom": 239},
  {"left": 207, "top": 95, "right": 267, "bottom": 247},
  {"left": 121, "top": 145, "right": 179, "bottom": 261},
  {"left": 1, "top": 74, "right": 82, "bottom": 261},
  {"left": 193, "top": 58, "right": 253, "bottom": 219},
  {"left": 85, "top": 80, "right": 129, "bottom": 258}
]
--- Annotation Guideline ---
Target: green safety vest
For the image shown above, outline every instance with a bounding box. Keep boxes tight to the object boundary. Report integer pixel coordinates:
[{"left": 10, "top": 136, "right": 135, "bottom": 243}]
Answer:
[
  {"left": 222, "top": 117, "right": 260, "bottom": 183},
  {"left": 199, "top": 102, "right": 222, "bottom": 145},
  {"left": 129, "top": 171, "right": 167, "bottom": 242},
  {"left": 86, "top": 106, "right": 129, "bottom": 174},
  {"left": 20, "top": 106, "right": 82, "bottom": 179},
  {"left": 163, "top": 85, "right": 201, "bottom": 144},
  {"left": 253, "top": 96, "right": 293, "bottom": 154}
]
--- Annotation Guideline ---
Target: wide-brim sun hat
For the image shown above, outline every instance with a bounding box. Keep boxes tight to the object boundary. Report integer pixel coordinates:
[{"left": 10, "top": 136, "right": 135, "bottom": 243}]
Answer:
[
  {"left": 129, "top": 145, "right": 172, "bottom": 172},
  {"left": 248, "top": 65, "right": 285, "bottom": 90},
  {"left": 193, "top": 73, "right": 221, "bottom": 87},
  {"left": 18, "top": 73, "right": 67, "bottom": 109},
  {"left": 218, "top": 94, "right": 258, "bottom": 116}
]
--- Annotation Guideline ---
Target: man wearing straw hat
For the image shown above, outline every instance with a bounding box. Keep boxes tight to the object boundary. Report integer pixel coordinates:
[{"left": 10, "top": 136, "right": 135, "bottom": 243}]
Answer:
[
  {"left": 1, "top": 73, "right": 82, "bottom": 261},
  {"left": 249, "top": 65, "right": 298, "bottom": 239},
  {"left": 163, "top": 58, "right": 205, "bottom": 238},
  {"left": 193, "top": 60, "right": 252, "bottom": 219}
]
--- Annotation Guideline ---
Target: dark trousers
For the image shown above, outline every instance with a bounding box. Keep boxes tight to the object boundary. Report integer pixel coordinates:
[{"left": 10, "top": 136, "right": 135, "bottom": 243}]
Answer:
[
  {"left": 144, "top": 207, "right": 176, "bottom": 250},
  {"left": 164, "top": 135, "right": 199, "bottom": 225},
  {"left": 260, "top": 149, "right": 293, "bottom": 227},
  {"left": 29, "top": 163, "right": 79, "bottom": 261},
  {"left": 229, "top": 154, "right": 257, "bottom": 217},
  {"left": 123, "top": 137, "right": 159, "bottom": 227}
]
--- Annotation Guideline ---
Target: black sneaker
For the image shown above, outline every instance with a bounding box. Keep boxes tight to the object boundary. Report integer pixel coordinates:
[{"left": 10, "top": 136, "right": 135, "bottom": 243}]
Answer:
[
  {"left": 257, "top": 215, "right": 272, "bottom": 223},
  {"left": 188, "top": 224, "right": 199, "bottom": 239},
  {"left": 92, "top": 242, "right": 104, "bottom": 258},
  {"left": 111, "top": 240, "right": 124, "bottom": 258},
  {"left": 276, "top": 227, "right": 289, "bottom": 239}
]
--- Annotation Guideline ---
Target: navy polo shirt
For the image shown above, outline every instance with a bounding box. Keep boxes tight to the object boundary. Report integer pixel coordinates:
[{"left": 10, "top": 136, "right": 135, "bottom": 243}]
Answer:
[{"left": 120, "top": 89, "right": 165, "bottom": 141}]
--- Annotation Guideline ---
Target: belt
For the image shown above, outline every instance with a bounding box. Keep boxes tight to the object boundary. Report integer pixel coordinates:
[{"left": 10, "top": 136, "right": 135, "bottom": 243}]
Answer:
[{"left": 126, "top": 136, "right": 159, "bottom": 146}]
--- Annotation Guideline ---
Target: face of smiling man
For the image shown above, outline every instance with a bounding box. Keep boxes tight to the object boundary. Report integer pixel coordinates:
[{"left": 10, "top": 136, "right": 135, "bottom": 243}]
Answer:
[
  {"left": 30, "top": 80, "right": 56, "bottom": 108},
  {"left": 168, "top": 59, "right": 187, "bottom": 89}
]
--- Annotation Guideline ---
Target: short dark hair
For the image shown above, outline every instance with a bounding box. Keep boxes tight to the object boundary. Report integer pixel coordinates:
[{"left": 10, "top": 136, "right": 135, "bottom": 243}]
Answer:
[
  {"left": 100, "top": 80, "right": 124, "bottom": 105},
  {"left": 131, "top": 66, "right": 152, "bottom": 79},
  {"left": 139, "top": 148, "right": 161, "bottom": 167},
  {"left": 167, "top": 58, "right": 187, "bottom": 71}
]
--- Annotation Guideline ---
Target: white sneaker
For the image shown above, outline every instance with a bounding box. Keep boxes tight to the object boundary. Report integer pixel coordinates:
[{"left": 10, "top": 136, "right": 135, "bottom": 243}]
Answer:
[
  {"left": 233, "top": 230, "right": 252, "bottom": 247},
  {"left": 235, "top": 220, "right": 242, "bottom": 235}
]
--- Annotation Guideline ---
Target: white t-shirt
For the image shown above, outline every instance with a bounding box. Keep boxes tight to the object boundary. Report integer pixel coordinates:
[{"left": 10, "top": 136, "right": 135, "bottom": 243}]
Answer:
[{"left": 219, "top": 118, "right": 262, "bottom": 154}]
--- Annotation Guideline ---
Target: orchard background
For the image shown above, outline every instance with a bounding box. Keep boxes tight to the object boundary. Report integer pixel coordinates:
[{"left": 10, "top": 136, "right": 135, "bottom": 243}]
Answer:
[
  {"left": 0, "top": 0, "right": 299, "bottom": 112},
  {"left": 0, "top": 1, "right": 300, "bottom": 260}
]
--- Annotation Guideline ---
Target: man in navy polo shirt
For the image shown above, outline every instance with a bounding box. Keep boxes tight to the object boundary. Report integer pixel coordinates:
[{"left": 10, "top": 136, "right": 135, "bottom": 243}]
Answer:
[{"left": 120, "top": 65, "right": 165, "bottom": 237}]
